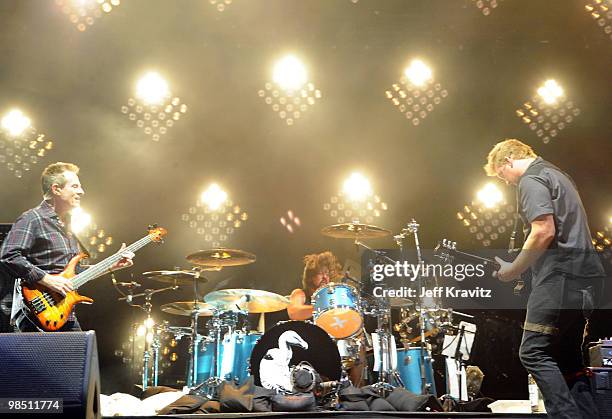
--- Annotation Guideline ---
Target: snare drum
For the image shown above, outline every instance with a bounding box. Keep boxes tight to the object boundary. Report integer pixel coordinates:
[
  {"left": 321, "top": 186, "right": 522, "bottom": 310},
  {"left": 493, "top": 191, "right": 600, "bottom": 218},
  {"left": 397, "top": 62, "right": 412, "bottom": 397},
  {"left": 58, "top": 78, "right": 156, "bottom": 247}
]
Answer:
[{"left": 312, "top": 283, "right": 363, "bottom": 339}]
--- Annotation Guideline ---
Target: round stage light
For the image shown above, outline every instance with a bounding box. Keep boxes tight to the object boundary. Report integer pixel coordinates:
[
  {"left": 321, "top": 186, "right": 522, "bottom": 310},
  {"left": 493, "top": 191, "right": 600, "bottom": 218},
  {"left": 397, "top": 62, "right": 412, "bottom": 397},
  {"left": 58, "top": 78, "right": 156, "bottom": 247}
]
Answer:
[
  {"left": 403, "top": 59, "right": 432, "bottom": 87},
  {"left": 273, "top": 55, "right": 308, "bottom": 91},
  {"left": 71, "top": 207, "right": 92, "bottom": 234},
  {"left": 136, "top": 72, "right": 170, "bottom": 105},
  {"left": 201, "top": 183, "right": 228, "bottom": 211},
  {"left": 343, "top": 172, "right": 373, "bottom": 202},
  {"left": 1, "top": 109, "right": 31, "bottom": 137},
  {"left": 537, "top": 79, "right": 564, "bottom": 105},
  {"left": 476, "top": 183, "right": 503, "bottom": 208}
]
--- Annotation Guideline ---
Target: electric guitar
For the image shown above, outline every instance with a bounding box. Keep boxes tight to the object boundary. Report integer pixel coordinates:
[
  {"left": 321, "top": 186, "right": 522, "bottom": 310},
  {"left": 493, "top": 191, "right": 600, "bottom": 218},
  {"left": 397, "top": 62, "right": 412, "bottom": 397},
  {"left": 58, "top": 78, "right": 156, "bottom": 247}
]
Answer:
[
  {"left": 433, "top": 238, "right": 526, "bottom": 296},
  {"left": 20, "top": 225, "right": 167, "bottom": 331}
]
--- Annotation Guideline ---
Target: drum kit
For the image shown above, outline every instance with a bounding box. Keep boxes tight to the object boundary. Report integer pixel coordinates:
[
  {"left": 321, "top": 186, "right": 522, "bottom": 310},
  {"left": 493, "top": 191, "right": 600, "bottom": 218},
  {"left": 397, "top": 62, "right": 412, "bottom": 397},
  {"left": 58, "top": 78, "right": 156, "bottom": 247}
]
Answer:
[{"left": 113, "top": 220, "right": 458, "bottom": 399}]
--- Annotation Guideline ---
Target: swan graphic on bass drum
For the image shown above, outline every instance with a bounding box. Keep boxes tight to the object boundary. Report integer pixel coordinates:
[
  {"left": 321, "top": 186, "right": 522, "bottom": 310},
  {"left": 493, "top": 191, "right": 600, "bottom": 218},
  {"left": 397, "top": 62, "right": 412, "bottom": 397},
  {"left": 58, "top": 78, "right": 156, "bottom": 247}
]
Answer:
[{"left": 250, "top": 321, "right": 341, "bottom": 393}]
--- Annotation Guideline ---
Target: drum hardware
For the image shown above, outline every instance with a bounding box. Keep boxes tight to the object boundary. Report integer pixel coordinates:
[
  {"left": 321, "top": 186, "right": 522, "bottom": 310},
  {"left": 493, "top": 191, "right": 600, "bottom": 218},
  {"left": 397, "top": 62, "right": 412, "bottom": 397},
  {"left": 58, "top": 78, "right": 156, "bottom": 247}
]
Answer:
[
  {"left": 321, "top": 222, "right": 392, "bottom": 240},
  {"left": 186, "top": 248, "right": 256, "bottom": 268},
  {"left": 113, "top": 272, "right": 179, "bottom": 391},
  {"left": 204, "top": 289, "right": 289, "bottom": 313},
  {"left": 395, "top": 219, "right": 434, "bottom": 396}
]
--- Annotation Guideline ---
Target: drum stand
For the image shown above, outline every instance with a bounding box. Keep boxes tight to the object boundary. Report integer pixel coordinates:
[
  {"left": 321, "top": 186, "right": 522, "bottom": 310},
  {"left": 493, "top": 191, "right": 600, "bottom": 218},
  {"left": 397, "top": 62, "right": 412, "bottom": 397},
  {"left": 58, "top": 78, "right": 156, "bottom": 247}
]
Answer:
[
  {"left": 116, "top": 283, "right": 177, "bottom": 391},
  {"left": 396, "top": 219, "right": 434, "bottom": 395},
  {"left": 354, "top": 239, "right": 405, "bottom": 396}
]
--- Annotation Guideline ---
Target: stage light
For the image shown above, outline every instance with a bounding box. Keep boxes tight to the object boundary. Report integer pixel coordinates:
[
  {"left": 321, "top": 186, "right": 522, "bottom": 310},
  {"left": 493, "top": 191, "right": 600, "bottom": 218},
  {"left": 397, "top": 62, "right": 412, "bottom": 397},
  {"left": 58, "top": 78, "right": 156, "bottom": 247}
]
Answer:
[
  {"left": 342, "top": 172, "right": 373, "bottom": 202},
  {"left": 280, "top": 210, "right": 301, "bottom": 234},
  {"left": 324, "top": 175, "right": 387, "bottom": 224},
  {"left": 476, "top": 183, "right": 504, "bottom": 209},
  {"left": 209, "top": 0, "right": 232, "bottom": 12},
  {"left": 403, "top": 60, "right": 432, "bottom": 87},
  {"left": 386, "top": 58, "right": 448, "bottom": 126},
  {"left": 273, "top": 55, "right": 308, "bottom": 92},
  {"left": 121, "top": 72, "right": 188, "bottom": 142},
  {"left": 55, "top": 0, "right": 121, "bottom": 32},
  {"left": 200, "top": 183, "right": 228, "bottom": 211},
  {"left": 537, "top": 80, "right": 564, "bottom": 105},
  {"left": 585, "top": 1, "right": 612, "bottom": 41},
  {"left": 1, "top": 109, "right": 31, "bottom": 137},
  {"left": 73, "top": 214, "right": 113, "bottom": 260},
  {"left": 182, "top": 190, "right": 248, "bottom": 248},
  {"left": 593, "top": 225, "right": 612, "bottom": 266},
  {"left": 0, "top": 109, "right": 54, "bottom": 179},
  {"left": 471, "top": 0, "right": 501, "bottom": 16},
  {"left": 258, "top": 55, "right": 322, "bottom": 126},
  {"left": 71, "top": 207, "right": 92, "bottom": 234},
  {"left": 136, "top": 72, "right": 170, "bottom": 106},
  {"left": 516, "top": 79, "right": 580, "bottom": 144},
  {"left": 457, "top": 196, "right": 516, "bottom": 247}
]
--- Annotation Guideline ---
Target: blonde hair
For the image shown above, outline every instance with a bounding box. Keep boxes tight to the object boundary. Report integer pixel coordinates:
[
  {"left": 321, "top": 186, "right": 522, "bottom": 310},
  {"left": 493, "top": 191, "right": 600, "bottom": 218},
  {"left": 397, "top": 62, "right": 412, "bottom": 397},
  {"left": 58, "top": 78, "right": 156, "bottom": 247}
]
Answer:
[
  {"left": 301, "top": 251, "right": 341, "bottom": 297},
  {"left": 484, "top": 139, "right": 537, "bottom": 176},
  {"left": 41, "top": 162, "right": 80, "bottom": 199}
]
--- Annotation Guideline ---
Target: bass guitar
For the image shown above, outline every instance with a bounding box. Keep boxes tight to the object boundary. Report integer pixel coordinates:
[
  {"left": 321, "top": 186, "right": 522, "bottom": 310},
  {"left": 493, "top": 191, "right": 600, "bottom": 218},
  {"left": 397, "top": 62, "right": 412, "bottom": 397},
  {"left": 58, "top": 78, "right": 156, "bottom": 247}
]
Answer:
[
  {"left": 434, "top": 238, "right": 526, "bottom": 296},
  {"left": 21, "top": 225, "right": 166, "bottom": 331}
]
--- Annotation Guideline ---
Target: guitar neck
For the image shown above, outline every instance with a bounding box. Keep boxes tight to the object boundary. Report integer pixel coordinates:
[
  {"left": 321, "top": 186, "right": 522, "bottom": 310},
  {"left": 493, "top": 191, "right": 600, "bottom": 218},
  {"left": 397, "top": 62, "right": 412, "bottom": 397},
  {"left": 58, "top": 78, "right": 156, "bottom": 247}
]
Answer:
[
  {"left": 71, "top": 235, "right": 152, "bottom": 289},
  {"left": 451, "top": 249, "right": 500, "bottom": 268}
]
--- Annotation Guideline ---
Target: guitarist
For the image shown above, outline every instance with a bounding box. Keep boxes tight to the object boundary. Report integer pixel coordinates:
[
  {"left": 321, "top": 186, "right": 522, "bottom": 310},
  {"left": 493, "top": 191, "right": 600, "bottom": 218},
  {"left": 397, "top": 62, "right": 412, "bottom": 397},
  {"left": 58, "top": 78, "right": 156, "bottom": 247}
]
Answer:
[
  {"left": 0, "top": 162, "right": 134, "bottom": 332},
  {"left": 484, "top": 139, "right": 605, "bottom": 418}
]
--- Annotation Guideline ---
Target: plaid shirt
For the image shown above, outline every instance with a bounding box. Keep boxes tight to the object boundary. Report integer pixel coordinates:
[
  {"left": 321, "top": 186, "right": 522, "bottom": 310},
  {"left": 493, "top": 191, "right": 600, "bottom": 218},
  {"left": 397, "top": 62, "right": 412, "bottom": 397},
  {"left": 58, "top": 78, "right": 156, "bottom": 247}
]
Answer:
[{"left": 1, "top": 200, "right": 82, "bottom": 322}]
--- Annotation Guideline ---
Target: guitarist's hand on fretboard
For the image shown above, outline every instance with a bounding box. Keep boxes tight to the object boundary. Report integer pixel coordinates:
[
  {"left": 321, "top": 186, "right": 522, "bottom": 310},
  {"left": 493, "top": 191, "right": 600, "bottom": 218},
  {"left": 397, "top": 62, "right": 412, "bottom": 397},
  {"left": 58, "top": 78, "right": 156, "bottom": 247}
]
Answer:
[{"left": 39, "top": 274, "right": 73, "bottom": 296}]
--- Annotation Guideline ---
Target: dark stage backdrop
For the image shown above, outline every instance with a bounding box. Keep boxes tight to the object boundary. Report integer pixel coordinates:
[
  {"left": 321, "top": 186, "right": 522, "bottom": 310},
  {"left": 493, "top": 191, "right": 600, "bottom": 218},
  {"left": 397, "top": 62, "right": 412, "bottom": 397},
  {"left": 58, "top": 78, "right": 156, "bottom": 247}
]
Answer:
[{"left": 0, "top": 0, "right": 610, "bottom": 397}]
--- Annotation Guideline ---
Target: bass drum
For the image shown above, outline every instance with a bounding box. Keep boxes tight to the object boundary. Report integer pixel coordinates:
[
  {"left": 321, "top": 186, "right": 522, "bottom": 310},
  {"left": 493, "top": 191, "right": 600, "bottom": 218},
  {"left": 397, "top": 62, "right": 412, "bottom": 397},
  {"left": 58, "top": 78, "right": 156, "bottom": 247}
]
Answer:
[{"left": 249, "top": 321, "right": 341, "bottom": 389}]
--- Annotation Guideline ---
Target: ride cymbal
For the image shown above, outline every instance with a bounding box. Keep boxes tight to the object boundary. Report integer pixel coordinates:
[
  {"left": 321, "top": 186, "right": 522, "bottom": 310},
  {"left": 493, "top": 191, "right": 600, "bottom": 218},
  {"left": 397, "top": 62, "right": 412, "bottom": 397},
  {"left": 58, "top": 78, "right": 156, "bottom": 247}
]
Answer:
[
  {"left": 186, "top": 249, "right": 256, "bottom": 267},
  {"left": 321, "top": 223, "right": 391, "bottom": 239}
]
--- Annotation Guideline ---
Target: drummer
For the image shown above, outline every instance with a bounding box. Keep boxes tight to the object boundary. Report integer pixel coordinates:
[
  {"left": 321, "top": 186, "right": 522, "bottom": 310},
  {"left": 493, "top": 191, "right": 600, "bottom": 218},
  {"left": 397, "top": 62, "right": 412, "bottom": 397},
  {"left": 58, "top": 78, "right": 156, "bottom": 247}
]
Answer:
[
  {"left": 287, "top": 251, "right": 366, "bottom": 387},
  {"left": 287, "top": 251, "right": 341, "bottom": 320}
]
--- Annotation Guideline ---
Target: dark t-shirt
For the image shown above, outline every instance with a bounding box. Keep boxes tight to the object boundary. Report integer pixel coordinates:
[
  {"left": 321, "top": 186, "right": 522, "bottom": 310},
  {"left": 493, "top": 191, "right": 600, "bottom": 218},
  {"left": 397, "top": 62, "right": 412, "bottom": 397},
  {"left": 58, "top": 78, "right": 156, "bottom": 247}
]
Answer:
[{"left": 518, "top": 157, "right": 604, "bottom": 280}]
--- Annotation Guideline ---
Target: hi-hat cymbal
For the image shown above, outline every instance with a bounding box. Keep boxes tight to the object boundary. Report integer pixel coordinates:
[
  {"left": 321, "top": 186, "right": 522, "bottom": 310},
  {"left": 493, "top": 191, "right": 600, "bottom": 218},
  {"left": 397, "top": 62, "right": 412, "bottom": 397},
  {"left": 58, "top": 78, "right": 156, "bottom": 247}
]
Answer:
[
  {"left": 204, "top": 289, "right": 289, "bottom": 313},
  {"left": 321, "top": 223, "right": 392, "bottom": 239},
  {"left": 160, "top": 301, "right": 216, "bottom": 317},
  {"left": 142, "top": 270, "right": 207, "bottom": 286},
  {"left": 186, "top": 249, "right": 256, "bottom": 267}
]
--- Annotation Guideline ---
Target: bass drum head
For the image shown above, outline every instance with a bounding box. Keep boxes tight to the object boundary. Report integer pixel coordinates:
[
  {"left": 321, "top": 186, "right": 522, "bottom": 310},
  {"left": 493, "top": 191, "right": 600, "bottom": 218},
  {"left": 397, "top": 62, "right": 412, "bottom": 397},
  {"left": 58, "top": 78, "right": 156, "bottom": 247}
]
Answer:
[{"left": 250, "top": 321, "right": 341, "bottom": 387}]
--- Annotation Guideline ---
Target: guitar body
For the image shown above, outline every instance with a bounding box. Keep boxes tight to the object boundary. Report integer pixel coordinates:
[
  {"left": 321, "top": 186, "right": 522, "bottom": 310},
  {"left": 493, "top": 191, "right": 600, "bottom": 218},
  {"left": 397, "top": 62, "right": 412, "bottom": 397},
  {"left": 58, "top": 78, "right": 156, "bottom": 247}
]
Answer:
[
  {"left": 21, "top": 253, "right": 94, "bottom": 331},
  {"left": 18, "top": 225, "right": 166, "bottom": 332}
]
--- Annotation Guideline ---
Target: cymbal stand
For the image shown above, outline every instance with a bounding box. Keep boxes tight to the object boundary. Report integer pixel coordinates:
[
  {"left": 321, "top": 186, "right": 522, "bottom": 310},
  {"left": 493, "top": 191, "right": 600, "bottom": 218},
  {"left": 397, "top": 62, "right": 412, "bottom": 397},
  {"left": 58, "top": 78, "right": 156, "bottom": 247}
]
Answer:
[
  {"left": 397, "top": 219, "right": 433, "bottom": 395},
  {"left": 185, "top": 271, "right": 208, "bottom": 389},
  {"left": 116, "top": 279, "right": 178, "bottom": 391},
  {"left": 353, "top": 239, "right": 403, "bottom": 396}
]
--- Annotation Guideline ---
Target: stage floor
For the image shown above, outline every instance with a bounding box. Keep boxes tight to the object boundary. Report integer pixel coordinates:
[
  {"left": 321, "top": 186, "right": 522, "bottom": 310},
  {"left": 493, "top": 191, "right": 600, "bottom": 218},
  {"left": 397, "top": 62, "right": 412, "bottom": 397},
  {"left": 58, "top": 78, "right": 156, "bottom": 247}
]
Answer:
[{"left": 111, "top": 412, "right": 546, "bottom": 418}]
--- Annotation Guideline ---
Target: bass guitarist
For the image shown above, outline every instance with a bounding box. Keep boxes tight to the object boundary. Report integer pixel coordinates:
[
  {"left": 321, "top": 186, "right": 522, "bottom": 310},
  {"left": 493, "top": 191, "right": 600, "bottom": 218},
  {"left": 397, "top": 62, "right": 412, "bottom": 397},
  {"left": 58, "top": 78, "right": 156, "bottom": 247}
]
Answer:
[{"left": 0, "top": 162, "right": 134, "bottom": 332}]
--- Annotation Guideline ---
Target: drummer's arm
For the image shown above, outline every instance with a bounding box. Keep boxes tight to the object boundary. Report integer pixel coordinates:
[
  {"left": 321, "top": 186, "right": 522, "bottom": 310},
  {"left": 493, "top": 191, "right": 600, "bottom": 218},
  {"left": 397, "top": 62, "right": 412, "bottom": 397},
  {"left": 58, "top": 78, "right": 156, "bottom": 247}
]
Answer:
[{"left": 287, "top": 289, "right": 314, "bottom": 321}]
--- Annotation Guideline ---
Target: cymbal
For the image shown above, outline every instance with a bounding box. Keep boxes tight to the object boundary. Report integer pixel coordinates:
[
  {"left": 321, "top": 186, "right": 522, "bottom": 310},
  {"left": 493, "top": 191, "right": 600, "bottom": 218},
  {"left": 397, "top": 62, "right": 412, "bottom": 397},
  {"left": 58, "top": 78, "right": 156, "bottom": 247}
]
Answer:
[
  {"left": 160, "top": 301, "right": 216, "bottom": 317},
  {"left": 389, "top": 297, "right": 413, "bottom": 307},
  {"left": 186, "top": 249, "right": 256, "bottom": 267},
  {"left": 204, "top": 289, "right": 289, "bottom": 313},
  {"left": 142, "top": 270, "right": 207, "bottom": 286},
  {"left": 321, "top": 223, "right": 391, "bottom": 239}
]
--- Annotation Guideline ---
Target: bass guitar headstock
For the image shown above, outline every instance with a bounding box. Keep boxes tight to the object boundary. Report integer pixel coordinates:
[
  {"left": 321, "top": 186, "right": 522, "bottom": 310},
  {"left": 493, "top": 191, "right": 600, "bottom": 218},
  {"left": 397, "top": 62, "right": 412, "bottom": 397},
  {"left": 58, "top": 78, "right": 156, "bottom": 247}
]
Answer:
[{"left": 148, "top": 224, "right": 167, "bottom": 243}]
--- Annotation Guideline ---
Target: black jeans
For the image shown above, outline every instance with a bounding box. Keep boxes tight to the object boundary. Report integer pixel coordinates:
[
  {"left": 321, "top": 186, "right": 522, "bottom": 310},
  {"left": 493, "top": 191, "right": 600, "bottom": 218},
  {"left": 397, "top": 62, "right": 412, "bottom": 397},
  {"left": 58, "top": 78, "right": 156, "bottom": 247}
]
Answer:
[{"left": 519, "top": 272, "right": 600, "bottom": 418}]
